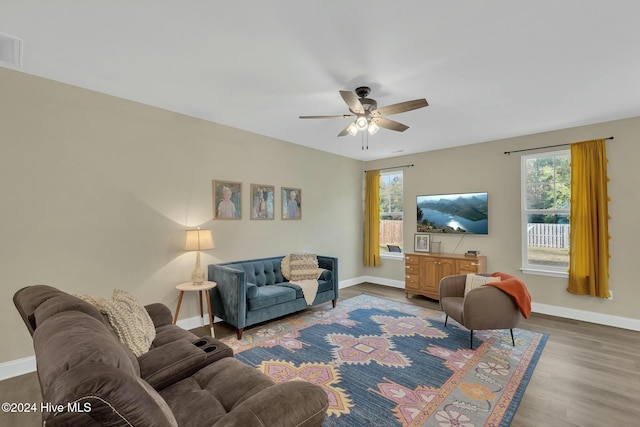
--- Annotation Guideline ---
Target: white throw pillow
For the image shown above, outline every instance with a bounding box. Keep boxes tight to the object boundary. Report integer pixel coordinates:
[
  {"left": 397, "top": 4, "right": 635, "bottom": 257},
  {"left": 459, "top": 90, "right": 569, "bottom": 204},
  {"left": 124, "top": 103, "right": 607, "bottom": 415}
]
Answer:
[
  {"left": 464, "top": 274, "right": 500, "bottom": 296},
  {"left": 78, "top": 289, "right": 156, "bottom": 357}
]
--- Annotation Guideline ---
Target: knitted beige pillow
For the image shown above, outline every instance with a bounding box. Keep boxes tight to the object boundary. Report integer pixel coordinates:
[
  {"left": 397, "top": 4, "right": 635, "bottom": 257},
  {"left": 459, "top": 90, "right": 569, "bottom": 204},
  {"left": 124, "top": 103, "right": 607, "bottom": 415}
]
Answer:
[
  {"left": 78, "top": 289, "right": 156, "bottom": 357},
  {"left": 464, "top": 274, "right": 500, "bottom": 296},
  {"left": 289, "top": 253, "right": 319, "bottom": 281}
]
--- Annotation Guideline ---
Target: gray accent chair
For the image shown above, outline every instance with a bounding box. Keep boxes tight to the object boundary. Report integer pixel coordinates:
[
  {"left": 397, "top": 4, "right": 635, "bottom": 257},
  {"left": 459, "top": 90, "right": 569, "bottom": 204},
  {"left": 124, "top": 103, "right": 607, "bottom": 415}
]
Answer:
[{"left": 439, "top": 274, "right": 521, "bottom": 349}]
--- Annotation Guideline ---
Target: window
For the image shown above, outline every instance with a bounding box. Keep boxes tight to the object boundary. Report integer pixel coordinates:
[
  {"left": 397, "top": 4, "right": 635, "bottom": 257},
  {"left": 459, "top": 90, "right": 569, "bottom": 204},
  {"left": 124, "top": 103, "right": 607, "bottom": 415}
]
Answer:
[
  {"left": 521, "top": 150, "right": 570, "bottom": 276},
  {"left": 379, "top": 171, "right": 403, "bottom": 255}
]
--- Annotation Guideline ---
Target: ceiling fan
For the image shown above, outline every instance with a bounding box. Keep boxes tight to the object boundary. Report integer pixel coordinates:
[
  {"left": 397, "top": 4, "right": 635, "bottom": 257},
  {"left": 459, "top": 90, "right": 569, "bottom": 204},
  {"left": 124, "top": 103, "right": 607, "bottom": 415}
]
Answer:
[{"left": 299, "top": 86, "right": 428, "bottom": 137}]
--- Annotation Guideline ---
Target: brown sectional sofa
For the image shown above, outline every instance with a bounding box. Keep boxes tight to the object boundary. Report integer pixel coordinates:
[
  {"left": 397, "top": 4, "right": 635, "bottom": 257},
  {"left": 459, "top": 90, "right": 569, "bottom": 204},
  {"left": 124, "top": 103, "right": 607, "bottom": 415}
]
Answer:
[{"left": 13, "top": 285, "right": 328, "bottom": 426}]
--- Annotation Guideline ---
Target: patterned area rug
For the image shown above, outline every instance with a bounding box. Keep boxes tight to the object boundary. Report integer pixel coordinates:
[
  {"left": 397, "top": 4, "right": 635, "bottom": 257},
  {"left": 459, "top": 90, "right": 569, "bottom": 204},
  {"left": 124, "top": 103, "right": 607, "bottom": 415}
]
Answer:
[{"left": 219, "top": 294, "right": 547, "bottom": 427}]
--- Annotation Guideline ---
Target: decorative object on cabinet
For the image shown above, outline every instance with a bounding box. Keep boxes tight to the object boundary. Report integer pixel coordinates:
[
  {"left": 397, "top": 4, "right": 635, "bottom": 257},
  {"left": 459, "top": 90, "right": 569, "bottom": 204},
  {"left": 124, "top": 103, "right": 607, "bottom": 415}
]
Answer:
[
  {"left": 184, "top": 228, "right": 214, "bottom": 284},
  {"left": 414, "top": 234, "right": 430, "bottom": 252},
  {"left": 213, "top": 179, "right": 242, "bottom": 219},
  {"left": 250, "top": 184, "right": 275, "bottom": 220},
  {"left": 282, "top": 187, "right": 302, "bottom": 220},
  {"left": 404, "top": 252, "right": 487, "bottom": 300}
]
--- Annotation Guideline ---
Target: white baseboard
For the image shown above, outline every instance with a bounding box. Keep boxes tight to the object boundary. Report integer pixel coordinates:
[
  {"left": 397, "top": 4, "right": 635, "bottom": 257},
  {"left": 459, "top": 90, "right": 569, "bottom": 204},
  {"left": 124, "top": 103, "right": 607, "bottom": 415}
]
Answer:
[
  {"left": 531, "top": 302, "right": 640, "bottom": 331},
  {"left": 340, "top": 276, "right": 405, "bottom": 289},
  {"left": 0, "top": 355, "right": 36, "bottom": 381}
]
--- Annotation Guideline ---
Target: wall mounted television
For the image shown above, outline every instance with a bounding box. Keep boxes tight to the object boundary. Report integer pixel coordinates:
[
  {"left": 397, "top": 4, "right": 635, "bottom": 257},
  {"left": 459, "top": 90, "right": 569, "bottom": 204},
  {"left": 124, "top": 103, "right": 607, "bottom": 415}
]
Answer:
[{"left": 416, "top": 192, "right": 488, "bottom": 234}]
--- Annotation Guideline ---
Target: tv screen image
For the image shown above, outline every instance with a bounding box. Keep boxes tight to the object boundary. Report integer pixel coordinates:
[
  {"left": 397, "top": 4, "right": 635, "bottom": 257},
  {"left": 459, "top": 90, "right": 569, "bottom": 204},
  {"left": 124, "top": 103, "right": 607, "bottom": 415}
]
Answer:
[{"left": 416, "top": 192, "right": 488, "bottom": 234}]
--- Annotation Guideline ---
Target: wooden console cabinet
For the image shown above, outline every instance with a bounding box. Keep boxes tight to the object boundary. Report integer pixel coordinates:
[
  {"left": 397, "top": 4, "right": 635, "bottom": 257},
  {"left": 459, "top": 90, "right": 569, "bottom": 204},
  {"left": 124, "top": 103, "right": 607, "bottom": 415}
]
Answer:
[{"left": 404, "top": 253, "right": 487, "bottom": 300}]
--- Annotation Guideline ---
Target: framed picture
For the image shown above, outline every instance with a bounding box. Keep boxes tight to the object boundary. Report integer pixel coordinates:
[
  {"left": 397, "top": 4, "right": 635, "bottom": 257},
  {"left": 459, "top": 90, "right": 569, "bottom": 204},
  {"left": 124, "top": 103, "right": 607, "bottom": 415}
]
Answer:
[
  {"left": 414, "top": 234, "right": 430, "bottom": 253},
  {"left": 250, "top": 184, "right": 274, "bottom": 220},
  {"left": 212, "top": 180, "right": 242, "bottom": 219},
  {"left": 281, "top": 187, "right": 301, "bottom": 220}
]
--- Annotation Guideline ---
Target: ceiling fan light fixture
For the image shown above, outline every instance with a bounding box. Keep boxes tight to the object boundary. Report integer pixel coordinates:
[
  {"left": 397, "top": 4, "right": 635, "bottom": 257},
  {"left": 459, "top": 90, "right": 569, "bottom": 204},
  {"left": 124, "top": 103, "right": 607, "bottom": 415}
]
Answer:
[
  {"left": 347, "top": 122, "right": 358, "bottom": 136},
  {"left": 355, "top": 116, "right": 368, "bottom": 131},
  {"left": 368, "top": 121, "right": 379, "bottom": 135}
]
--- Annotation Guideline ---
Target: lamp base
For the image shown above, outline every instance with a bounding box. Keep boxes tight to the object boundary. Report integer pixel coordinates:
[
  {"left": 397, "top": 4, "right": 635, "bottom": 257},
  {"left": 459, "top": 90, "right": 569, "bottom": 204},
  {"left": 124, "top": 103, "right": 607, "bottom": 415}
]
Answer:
[{"left": 191, "top": 250, "right": 205, "bottom": 285}]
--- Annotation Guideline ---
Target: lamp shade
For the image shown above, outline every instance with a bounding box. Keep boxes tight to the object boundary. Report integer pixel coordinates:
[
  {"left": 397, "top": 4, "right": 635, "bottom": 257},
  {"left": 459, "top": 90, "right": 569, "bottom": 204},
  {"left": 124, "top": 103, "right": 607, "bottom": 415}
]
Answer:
[{"left": 184, "top": 229, "right": 214, "bottom": 251}]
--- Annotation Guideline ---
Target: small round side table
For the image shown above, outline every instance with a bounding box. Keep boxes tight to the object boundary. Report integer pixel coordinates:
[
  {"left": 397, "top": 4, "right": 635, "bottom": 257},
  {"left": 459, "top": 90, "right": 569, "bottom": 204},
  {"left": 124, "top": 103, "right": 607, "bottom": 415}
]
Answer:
[{"left": 173, "top": 281, "right": 217, "bottom": 337}]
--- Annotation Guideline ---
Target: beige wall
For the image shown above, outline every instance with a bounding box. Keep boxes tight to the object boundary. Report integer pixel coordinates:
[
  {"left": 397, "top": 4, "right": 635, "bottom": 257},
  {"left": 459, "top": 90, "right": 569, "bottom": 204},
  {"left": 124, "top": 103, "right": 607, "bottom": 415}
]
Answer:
[
  {"left": 365, "top": 116, "right": 640, "bottom": 322},
  {"left": 0, "top": 68, "right": 364, "bottom": 364}
]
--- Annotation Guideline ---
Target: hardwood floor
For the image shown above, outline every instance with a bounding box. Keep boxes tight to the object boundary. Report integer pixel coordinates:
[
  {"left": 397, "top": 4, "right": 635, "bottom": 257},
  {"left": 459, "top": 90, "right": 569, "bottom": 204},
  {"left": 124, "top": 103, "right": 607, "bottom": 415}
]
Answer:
[{"left": 2, "top": 282, "right": 639, "bottom": 426}]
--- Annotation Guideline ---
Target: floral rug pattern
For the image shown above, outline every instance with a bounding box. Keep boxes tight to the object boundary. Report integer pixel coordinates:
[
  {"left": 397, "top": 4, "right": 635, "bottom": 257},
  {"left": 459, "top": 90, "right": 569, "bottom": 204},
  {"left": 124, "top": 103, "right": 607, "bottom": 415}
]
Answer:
[{"left": 220, "top": 294, "right": 547, "bottom": 426}]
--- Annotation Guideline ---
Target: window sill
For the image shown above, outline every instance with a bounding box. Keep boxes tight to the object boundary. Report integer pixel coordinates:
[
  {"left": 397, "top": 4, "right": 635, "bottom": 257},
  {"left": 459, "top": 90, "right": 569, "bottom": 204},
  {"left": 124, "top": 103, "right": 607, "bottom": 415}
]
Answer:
[
  {"left": 520, "top": 267, "right": 568, "bottom": 279},
  {"left": 381, "top": 252, "right": 404, "bottom": 260}
]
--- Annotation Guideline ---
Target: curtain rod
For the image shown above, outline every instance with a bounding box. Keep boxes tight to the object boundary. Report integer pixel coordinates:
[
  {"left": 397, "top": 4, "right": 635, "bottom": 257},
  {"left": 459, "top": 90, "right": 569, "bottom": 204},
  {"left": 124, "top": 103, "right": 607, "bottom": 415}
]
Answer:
[
  {"left": 364, "top": 164, "right": 414, "bottom": 173},
  {"left": 504, "top": 137, "right": 614, "bottom": 155}
]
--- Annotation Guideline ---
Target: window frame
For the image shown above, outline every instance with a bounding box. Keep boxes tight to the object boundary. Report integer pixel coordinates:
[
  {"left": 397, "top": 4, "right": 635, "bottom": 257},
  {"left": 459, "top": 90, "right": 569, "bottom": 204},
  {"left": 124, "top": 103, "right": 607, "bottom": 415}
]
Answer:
[
  {"left": 520, "top": 149, "right": 570, "bottom": 278},
  {"left": 379, "top": 170, "right": 404, "bottom": 258}
]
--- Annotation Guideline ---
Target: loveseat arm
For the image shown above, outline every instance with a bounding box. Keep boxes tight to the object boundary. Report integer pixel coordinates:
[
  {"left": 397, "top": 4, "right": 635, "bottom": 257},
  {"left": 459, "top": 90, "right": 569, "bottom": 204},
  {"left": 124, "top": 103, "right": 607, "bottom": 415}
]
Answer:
[
  {"left": 208, "top": 264, "right": 248, "bottom": 330},
  {"left": 215, "top": 380, "right": 328, "bottom": 427},
  {"left": 145, "top": 303, "right": 174, "bottom": 328}
]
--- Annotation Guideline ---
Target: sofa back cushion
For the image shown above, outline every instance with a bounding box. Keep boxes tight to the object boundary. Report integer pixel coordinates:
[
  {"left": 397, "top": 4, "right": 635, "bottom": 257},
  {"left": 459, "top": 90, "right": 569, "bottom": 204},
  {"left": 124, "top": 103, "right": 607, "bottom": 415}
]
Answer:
[
  {"left": 228, "top": 259, "right": 285, "bottom": 287},
  {"left": 13, "top": 285, "right": 100, "bottom": 336}
]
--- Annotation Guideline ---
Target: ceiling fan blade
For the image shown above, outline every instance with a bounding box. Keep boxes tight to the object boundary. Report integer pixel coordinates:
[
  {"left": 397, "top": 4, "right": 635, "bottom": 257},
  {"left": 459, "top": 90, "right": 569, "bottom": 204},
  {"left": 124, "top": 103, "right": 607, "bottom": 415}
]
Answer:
[
  {"left": 372, "top": 98, "right": 429, "bottom": 116},
  {"left": 299, "top": 114, "right": 353, "bottom": 119},
  {"left": 339, "top": 90, "right": 365, "bottom": 114},
  {"left": 337, "top": 122, "right": 352, "bottom": 137},
  {"left": 372, "top": 117, "right": 409, "bottom": 132}
]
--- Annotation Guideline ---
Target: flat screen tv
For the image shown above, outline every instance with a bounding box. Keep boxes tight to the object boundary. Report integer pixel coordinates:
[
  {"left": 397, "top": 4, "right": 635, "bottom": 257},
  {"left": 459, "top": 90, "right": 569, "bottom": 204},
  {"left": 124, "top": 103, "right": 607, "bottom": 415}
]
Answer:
[{"left": 416, "top": 192, "right": 488, "bottom": 234}]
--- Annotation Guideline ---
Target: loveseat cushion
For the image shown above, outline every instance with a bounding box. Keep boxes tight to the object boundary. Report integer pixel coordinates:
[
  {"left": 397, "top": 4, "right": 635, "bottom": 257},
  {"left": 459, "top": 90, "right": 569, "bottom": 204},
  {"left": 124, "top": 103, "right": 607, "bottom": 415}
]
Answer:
[
  {"left": 230, "top": 260, "right": 285, "bottom": 287},
  {"left": 247, "top": 285, "right": 296, "bottom": 311}
]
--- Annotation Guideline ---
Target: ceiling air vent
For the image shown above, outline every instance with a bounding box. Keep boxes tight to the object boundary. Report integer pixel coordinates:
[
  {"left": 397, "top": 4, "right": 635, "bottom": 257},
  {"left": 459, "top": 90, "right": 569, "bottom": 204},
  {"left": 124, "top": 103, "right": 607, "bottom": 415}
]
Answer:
[{"left": 0, "top": 33, "right": 22, "bottom": 67}]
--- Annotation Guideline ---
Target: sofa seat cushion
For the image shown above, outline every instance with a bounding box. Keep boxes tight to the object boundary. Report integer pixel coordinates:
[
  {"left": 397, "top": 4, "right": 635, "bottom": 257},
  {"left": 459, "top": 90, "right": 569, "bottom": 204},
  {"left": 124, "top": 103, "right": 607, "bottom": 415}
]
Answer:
[
  {"left": 160, "top": 357, "right": 275, "bottom": 426},
  {"left": 279, "top": 280, "right": 332, "bottom": 300},
  {"left": 247, "top": 285, "right": 296, "bottom": 311}
]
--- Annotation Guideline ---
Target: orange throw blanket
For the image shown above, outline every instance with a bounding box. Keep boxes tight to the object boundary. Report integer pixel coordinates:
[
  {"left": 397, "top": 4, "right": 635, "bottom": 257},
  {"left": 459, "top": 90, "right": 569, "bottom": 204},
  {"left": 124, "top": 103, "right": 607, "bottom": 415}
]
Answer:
[{"left": 484, "top": 272, "right": 532, "bottom": 319}]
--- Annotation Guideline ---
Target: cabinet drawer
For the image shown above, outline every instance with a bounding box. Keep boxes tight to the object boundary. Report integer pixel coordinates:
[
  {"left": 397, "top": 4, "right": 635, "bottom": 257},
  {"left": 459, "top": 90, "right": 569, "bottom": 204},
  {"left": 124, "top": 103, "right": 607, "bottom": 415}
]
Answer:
[
  {"left": 405, "top": 255, "right": 420, "bottom": 265},
  {"left": 457, "top": 259, "right": 483, "bottom": 272},
  {"left": 405, "top": 274, "right": 420, "bottom": 287},
  {"left": 405, "top": 264, "right": 420, "bottom": 275}
]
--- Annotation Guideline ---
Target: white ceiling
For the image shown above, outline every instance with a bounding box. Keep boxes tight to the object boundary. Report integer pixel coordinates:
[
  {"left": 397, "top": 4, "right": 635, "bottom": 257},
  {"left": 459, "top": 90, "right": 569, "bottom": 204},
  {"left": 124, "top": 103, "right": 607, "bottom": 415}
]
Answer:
[{"left": 2, "top": 1, "right": 640, "bottom": 161}]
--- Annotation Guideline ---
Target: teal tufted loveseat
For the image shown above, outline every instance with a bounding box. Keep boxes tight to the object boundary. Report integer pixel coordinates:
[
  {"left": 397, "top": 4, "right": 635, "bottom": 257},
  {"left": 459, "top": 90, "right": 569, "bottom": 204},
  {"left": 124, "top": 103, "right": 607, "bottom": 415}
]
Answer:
[{"left": 208, "top": 255, "right": 338, "bottom": 339}]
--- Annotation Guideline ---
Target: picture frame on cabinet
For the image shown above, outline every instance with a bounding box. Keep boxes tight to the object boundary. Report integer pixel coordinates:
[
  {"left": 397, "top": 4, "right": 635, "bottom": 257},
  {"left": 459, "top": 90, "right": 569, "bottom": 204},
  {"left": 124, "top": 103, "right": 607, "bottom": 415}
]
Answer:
[{"left": 414, "top": 234, "right": 430, "bottom": 253}]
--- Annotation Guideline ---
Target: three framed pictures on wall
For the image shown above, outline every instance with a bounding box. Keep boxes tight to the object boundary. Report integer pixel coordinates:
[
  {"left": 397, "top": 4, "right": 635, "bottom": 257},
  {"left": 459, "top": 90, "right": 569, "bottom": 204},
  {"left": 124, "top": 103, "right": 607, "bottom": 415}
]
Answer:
[{"left": 212, "top": 180, "right": 302, "bottom": 220}]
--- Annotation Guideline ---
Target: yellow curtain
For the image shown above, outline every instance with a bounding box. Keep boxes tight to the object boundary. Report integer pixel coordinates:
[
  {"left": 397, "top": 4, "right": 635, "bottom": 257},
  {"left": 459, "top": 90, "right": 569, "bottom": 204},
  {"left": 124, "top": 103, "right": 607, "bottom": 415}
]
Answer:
[
  {"left": 567, "top": 139, "right": 610, "bottom": 298},
  {"left": 364, "top": 170, "right": 381, "bottom": 266}
]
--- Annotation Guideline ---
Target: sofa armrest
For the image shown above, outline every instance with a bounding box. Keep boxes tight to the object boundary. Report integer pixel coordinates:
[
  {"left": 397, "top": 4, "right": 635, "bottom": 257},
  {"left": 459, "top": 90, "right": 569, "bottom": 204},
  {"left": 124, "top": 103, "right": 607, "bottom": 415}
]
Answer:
[
  {"left": 216, "top": 380, "right": 328, "bottom": 427},
  {"left": 318, "top": 255, "right": 339, "bottom": 299},
  {"left": 208, "top": 264, "right": 248, "bottom": 330},
  {"left": 138, "top": 338, "right": 232, "bottom": 390},
  {"left": 463, "top": 286, "right": 521, "bottom": 331},
  {"left": 145, "top": 303, "right": 173, "bottom": 328}
]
